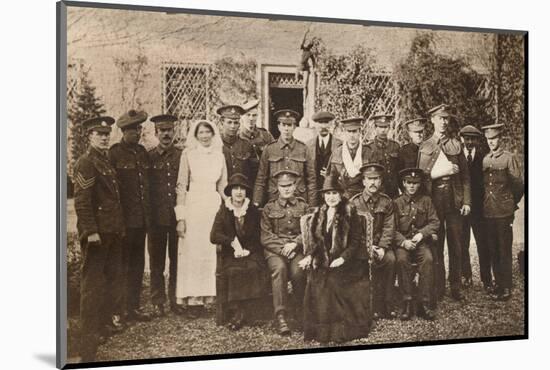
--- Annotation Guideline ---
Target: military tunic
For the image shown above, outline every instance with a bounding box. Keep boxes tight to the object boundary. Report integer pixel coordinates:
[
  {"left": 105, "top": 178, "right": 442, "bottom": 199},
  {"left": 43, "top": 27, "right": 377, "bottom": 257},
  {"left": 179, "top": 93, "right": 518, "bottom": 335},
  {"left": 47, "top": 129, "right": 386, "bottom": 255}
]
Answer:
[
  {"left": 366, "top": 137, "right": 400, "bottom": 198},
  {"left": 108, "top": 140, "right": 151, "bottom": 312},
  {"left": 239, "top": 126, "right": 274, "bottom": 184},
  {"left": 73, "top": 146, "right": 125, "bottom": 360},
  {"left": 394, "top": 193, "right": 440, "bottom": 304},
  {"left": 221, "top": 134, "right": 257, "bottom": 180},
  {"left": 148, "top": 144, "right": 182, "bottom": 306},
  {"left": 350, "top": 191, "right": 396, "bottom": 316},
  {"left": 327, "top": 144, "right": 373, "bottom": 200},
  {"left": 397, "top": 142, "right": 420, "bottom": 172},
  {"left": 482, "top": 148, "right": 524, "bottom": 291},
  {"left": 253, "top": 138, "right": 318, "bottom": 207},
  {"left": 260, "top": 196, "right": 308, "bottom": 314}
]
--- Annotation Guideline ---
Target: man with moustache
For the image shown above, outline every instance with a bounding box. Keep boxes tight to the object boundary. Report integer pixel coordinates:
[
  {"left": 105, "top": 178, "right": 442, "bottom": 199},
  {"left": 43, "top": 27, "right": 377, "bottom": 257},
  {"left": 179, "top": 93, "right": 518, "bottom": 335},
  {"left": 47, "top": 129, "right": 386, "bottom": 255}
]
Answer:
[
  {"left": 109, "top": 109, "right": 152, "bottom": 322},
  {"left": 218, "top": 105, "right": 257, "bottom": 180},
  {"left": 74, "top": 116, "right": 125, "bottom": 362},
  {"left": 418, "top": 104, "right": 471, "bottom": 302},
  {"left": 398, "top": 118, "right": 426, "bottom": 172},
  {"left": 481, "top": 124, "right": 523, "bottom": 301},
  {"left": 458, "top": 125, "right": 491, "bottom": 291},
  {"left": 366, "top": 114, "right": 400, "bottom": 199},
  {"left": 253, "top": 109, "right": 318, "bottom": 207},
  {"left": 239, "top": 99, "right": 274, "bottom": 184},
  {"left": 147, "top": 114, "right": 183, "bottom": 316},
  {"left": 351, "top": 163, "right": 396, "bottom": 320},
  {"left": 306, "top": 111, "right": 342, "bottom": 202},
  {"left": 260, "top": 170, "right": 308, "bottom": 335},
  {"left": 327, "top": 117, "right": 373, "bottom": 200}
]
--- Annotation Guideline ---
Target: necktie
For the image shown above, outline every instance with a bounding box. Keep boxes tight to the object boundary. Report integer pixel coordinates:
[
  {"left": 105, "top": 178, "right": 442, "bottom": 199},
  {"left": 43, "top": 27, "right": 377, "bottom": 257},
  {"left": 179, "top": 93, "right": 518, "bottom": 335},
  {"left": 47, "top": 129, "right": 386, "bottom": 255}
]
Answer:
[{"left": 467, "top": 149, "right": 472, "bottom": 163}]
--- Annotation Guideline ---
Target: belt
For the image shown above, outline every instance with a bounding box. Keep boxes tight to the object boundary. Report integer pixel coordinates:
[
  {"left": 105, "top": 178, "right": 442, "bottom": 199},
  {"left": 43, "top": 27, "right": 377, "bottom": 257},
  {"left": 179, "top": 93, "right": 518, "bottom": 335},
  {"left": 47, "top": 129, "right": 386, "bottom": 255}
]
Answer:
[{"left": 433, "top": 176, "right": 452, "bottom": 189}]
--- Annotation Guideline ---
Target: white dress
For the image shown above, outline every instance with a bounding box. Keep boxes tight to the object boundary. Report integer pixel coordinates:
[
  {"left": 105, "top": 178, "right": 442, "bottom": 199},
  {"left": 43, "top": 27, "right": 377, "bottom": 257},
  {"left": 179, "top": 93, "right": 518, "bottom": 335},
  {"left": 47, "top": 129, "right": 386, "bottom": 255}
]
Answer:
[{"left": 175, "top": 145, "right": 227, "bottom": 305}]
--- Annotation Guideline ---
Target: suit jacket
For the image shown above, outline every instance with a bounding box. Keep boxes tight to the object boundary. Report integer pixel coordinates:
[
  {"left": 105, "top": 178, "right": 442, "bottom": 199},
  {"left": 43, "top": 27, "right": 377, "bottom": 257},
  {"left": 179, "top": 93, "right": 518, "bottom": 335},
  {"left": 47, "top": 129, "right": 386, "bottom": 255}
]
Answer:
[
  {"left": 306, "top": 134, "right": 342, "bottom": 199},
  {"left": 463, "top": 145, "right": 487, "bottom": 220}
]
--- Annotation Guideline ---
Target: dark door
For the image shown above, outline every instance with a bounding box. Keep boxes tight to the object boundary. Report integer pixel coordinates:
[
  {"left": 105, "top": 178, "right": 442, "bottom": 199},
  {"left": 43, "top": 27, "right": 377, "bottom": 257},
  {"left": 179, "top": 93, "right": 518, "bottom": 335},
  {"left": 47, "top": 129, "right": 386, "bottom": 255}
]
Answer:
[{"left": 268, "top": 87, "right": 303, "bottom": 139}]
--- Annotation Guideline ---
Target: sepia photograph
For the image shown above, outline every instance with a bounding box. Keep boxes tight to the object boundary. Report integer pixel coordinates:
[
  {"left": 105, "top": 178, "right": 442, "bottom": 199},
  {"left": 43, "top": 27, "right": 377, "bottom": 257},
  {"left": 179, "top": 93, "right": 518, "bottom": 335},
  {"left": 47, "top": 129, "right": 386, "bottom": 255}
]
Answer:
[{"left": 57, "top": 1, "right": 526, "bottom": 367}]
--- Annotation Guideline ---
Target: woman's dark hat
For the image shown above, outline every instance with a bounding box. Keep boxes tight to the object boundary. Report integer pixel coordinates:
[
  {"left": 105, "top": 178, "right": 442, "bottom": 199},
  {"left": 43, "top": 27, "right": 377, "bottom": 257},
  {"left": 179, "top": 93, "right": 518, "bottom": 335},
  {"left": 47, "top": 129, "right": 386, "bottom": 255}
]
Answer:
[
  {"left": 321, "top": 175, "right": 344, "bottom": 193},
  {"left": 224, "top": 173, "right": 251, "bottom": 196}
]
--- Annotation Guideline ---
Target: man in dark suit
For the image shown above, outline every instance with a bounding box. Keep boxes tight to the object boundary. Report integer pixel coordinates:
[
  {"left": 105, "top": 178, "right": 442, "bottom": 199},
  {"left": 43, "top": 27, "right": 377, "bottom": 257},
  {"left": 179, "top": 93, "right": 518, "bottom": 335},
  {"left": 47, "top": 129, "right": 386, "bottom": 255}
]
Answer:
[
  {"left": 459, "top": 125, "right": 492, "bottom": 291},
  {"left": 306, "top": 111, "right": 342, "bottom": 204}
]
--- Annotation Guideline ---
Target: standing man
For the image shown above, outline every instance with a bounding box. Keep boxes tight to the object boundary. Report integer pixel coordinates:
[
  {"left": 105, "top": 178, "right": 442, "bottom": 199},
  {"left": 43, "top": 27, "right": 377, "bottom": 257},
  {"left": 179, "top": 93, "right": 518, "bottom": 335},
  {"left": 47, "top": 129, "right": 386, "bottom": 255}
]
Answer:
[
  {"left": 418, "top": 104, "right": 471, "bottom": 301},
  {"left": 148, "top": 114, "right": 182, "bottom": 316},
  {"left": 459, "top": 125, "right": 492, "bottom": 291},
  {"left": 218, "top": 105, "right": 257, "bottom": 179},
  {"left": 306, "top": 111, "right": 342, "bottom": 201},
  {"left": 254, "top": 109, "right": 318, "bottom": 207},
  {"left": 398, "top": 118, "right": 426, "bottom": 172},
  {"left": 74, "top": 116, "right": 125, "bottom": 362},
  {"left": 260, "top": 170, "right": 308, "bottom": 336},
  {"left": 109, "top": 109, "right": 152, "bottom": 322},
  {"left": 327, "top": 117, "right": 373, "bottom": 200},
  {"left": 481, "top": 124, "right": 523, "bottom": 301},
  {"left": 366, "top": 114, "right": 400, "bottom": 198},
  {"left": 239, "top": 99, "right": 275, "bottom": 185},
  {"left": 351, "top": 163, "right": 396, "bottom": 319},
  {"left": 394, "top": 168, "right": 439, "bottom": 321}
]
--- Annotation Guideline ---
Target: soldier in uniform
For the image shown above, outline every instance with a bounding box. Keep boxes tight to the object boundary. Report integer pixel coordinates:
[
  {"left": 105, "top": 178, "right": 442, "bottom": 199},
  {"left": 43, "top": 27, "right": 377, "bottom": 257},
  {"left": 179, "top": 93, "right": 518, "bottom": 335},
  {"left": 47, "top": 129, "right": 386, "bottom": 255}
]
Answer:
[
  {"left": 418, "top": 104, "right": 471, "bottom": 302},
  {"left": 260, "top": 170, "right": 309, "bottom": 336},
  {"left": 481, "top": 124, "right": 523, "bottom": 301},
  {"left": 73, "top": 116, "right": 125, "bottom": 362},
  {"left": 239, "top": 99, "right": 275, "bottom": 184},
  {"left": 351, "top": 163, "right": 396, "bottom": 319},
  {"left": 218, "top": 104, "right": 257, "bottom": 180},
  {"left": 366, "top": 114, "right": 400, "bottom": 198},
  {"left": 394, "top": 168, "right": 439, "bottom": 320},
  {"left": 459, "top": 125, "right": 491, "bottom": 291},
  {"left": 397, "top": 118, "right": 426, "bottom": 172},
  {"left": 306, "top": 111, "right": 342, "bottom": 202},
  {"left": 253, "top": 109, "right": 318, "bottom": 207},
  {"left": 108, "top": 109, "right": 152, "bottom": 322},
  {"left": 327, "top": 117, "right": 373, "bottom": 200},
  {"left": 148, "top": 114, "right": 183, "bottom": 316}
]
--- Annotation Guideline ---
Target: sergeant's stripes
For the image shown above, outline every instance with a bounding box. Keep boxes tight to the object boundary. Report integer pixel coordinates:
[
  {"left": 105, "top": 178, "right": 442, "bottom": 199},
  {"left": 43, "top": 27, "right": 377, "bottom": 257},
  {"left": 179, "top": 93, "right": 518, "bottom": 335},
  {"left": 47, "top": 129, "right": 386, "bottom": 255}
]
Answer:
[{"left": 75, "top": 172, "right": 96, "bottom": 190}]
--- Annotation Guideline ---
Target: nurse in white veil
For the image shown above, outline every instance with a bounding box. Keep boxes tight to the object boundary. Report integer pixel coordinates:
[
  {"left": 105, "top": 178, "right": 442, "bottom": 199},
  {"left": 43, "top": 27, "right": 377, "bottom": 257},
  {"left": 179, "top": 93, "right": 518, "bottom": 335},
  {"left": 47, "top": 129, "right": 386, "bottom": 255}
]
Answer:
[{"left": 174, "top": 119, "right": 227, "bottom": 315}]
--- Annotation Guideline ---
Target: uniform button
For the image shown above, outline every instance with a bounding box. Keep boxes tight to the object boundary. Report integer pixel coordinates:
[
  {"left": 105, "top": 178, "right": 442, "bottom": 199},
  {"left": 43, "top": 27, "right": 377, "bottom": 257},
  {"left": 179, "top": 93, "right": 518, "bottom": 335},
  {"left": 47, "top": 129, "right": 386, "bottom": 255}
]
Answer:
[
  {"left": 168, "top": 193, "right": 172, "bottom": 196},
  {"left": 140, "top": 185, "right": 143, "bottom": 188},
  {"left": 288, "top": 221, "right": 291, "bottom": 224},
  {"left": 167, "top": 173, "right": 171, "bottom": 177},
  {"left": 113, "top": 180, "right": 116, "bottom": 183},
  {"left": 167, "top": 183, "right": 171, "bottom": 186},
  {"left": 489, "top": 182, "right": 492, "bottom": 185}
]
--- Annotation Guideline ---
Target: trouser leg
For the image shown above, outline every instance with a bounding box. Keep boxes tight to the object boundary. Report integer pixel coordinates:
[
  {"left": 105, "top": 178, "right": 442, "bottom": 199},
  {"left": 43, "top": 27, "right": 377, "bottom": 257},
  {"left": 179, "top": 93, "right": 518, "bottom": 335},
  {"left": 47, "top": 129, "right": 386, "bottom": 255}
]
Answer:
[
  {"left": 266, "top": 255, "right": 289, "bottom": 315},
  {"left": 372, "top": 249, "right": 396, "bottom": 314},
  {"left": 461, "top": 216, "right": 473, "bottom": 280},
  {"left": 167, "top": 226, "right": 178, "bottom": 305},
  {"left": 79, "top": 238, "right": 108, "bottom": 361},
  {"left": 416, "top": 244, "right": 434, "bottom": 304},
  {"left": 148, "top": 226, "right": 167, "bottom": 305},
  {"left": 395, "top": 248, "right": 413, "bottom": 301},
  {"left": 288, "top": 253, "right": 306, "bottom": 311},
  {"left": 495, "top": 216, "right": 514, "bottom": 290},
  {"left": 124, "top": 228, "right": 146, "bottom": 311},
  {"left": 103, "top": 234, "right": 125, "bottom": 318},
  {"left": 472, "top": 217, "right": 492, "bottom": 287},
  {"left": 446, "top": 210, "right": 463, "bottom": 293}
]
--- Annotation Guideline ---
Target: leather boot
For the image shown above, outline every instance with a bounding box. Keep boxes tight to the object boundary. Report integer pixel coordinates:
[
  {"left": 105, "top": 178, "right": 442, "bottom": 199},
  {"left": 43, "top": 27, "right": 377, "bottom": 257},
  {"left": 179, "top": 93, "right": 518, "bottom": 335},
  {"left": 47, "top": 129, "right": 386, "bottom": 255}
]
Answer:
[
  {"left": 276, "top": 312, "right": 291, "bottom": 336},
  {"left": 400, "top": 300, "right": 412, "bottom": 321}
]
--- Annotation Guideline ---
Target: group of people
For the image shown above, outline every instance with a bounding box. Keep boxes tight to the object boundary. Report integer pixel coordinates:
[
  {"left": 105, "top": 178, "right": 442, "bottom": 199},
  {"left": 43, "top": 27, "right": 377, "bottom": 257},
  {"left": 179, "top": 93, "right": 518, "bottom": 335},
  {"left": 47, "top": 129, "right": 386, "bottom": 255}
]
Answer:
[{"left": 73, "top": 99, "right": 523, "bottom": 361}]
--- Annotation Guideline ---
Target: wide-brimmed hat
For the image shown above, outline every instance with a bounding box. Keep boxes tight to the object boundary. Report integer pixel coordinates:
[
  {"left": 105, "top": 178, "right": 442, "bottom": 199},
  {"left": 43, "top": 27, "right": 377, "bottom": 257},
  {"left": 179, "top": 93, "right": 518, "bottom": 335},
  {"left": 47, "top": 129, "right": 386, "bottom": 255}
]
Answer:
[
  {"left": 224, "top": 173, "right": 252, "bottom": 197},
  {"left": 321, "top": 175, "right": 344, "bottom": 193}
]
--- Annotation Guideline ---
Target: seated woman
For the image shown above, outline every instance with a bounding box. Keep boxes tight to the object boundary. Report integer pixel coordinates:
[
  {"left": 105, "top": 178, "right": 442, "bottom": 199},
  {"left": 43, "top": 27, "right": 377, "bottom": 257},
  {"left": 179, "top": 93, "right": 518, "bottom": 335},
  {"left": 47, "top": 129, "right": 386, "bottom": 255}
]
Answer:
[
  {"left": 210, "top": 173, "right": 267, "bottom": 330},
  {"left": 299, "top": 175, "right": 372, "bottom": 344}
]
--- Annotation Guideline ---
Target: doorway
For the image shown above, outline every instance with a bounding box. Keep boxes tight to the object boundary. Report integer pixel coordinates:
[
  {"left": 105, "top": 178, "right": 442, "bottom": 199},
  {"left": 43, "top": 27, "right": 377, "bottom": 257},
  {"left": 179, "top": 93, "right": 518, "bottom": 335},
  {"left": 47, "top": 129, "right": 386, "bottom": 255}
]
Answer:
[{"left": 268, "top": 87, "right": 303, "bottom": 139}]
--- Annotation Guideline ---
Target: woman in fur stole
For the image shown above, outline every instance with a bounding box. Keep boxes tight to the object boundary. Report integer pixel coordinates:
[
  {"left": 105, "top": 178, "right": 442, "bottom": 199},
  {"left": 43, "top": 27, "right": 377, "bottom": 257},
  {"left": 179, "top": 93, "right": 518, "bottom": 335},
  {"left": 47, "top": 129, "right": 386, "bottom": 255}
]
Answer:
[{"left": 299, "top": 175, "right": 372, "bottom": 344}]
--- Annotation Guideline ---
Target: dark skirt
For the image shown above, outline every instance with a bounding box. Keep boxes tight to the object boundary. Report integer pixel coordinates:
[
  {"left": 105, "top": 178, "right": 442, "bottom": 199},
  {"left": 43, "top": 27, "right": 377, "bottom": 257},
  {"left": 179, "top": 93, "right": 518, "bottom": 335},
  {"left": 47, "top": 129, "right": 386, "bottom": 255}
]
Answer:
[
  {"left": 220, "top": 251, "right": 267, "bottom": 303},
  {"left": 303, "top": 260, "right": 372, "bottom": 343}
]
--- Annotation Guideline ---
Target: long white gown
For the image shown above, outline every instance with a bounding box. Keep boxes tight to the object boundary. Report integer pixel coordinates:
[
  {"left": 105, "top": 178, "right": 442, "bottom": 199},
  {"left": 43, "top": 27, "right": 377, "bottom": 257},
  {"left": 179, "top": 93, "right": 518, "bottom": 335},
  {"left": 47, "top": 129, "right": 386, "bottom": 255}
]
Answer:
[{"left": 175, "top": 144, "right": 227, "bottom": 305}]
